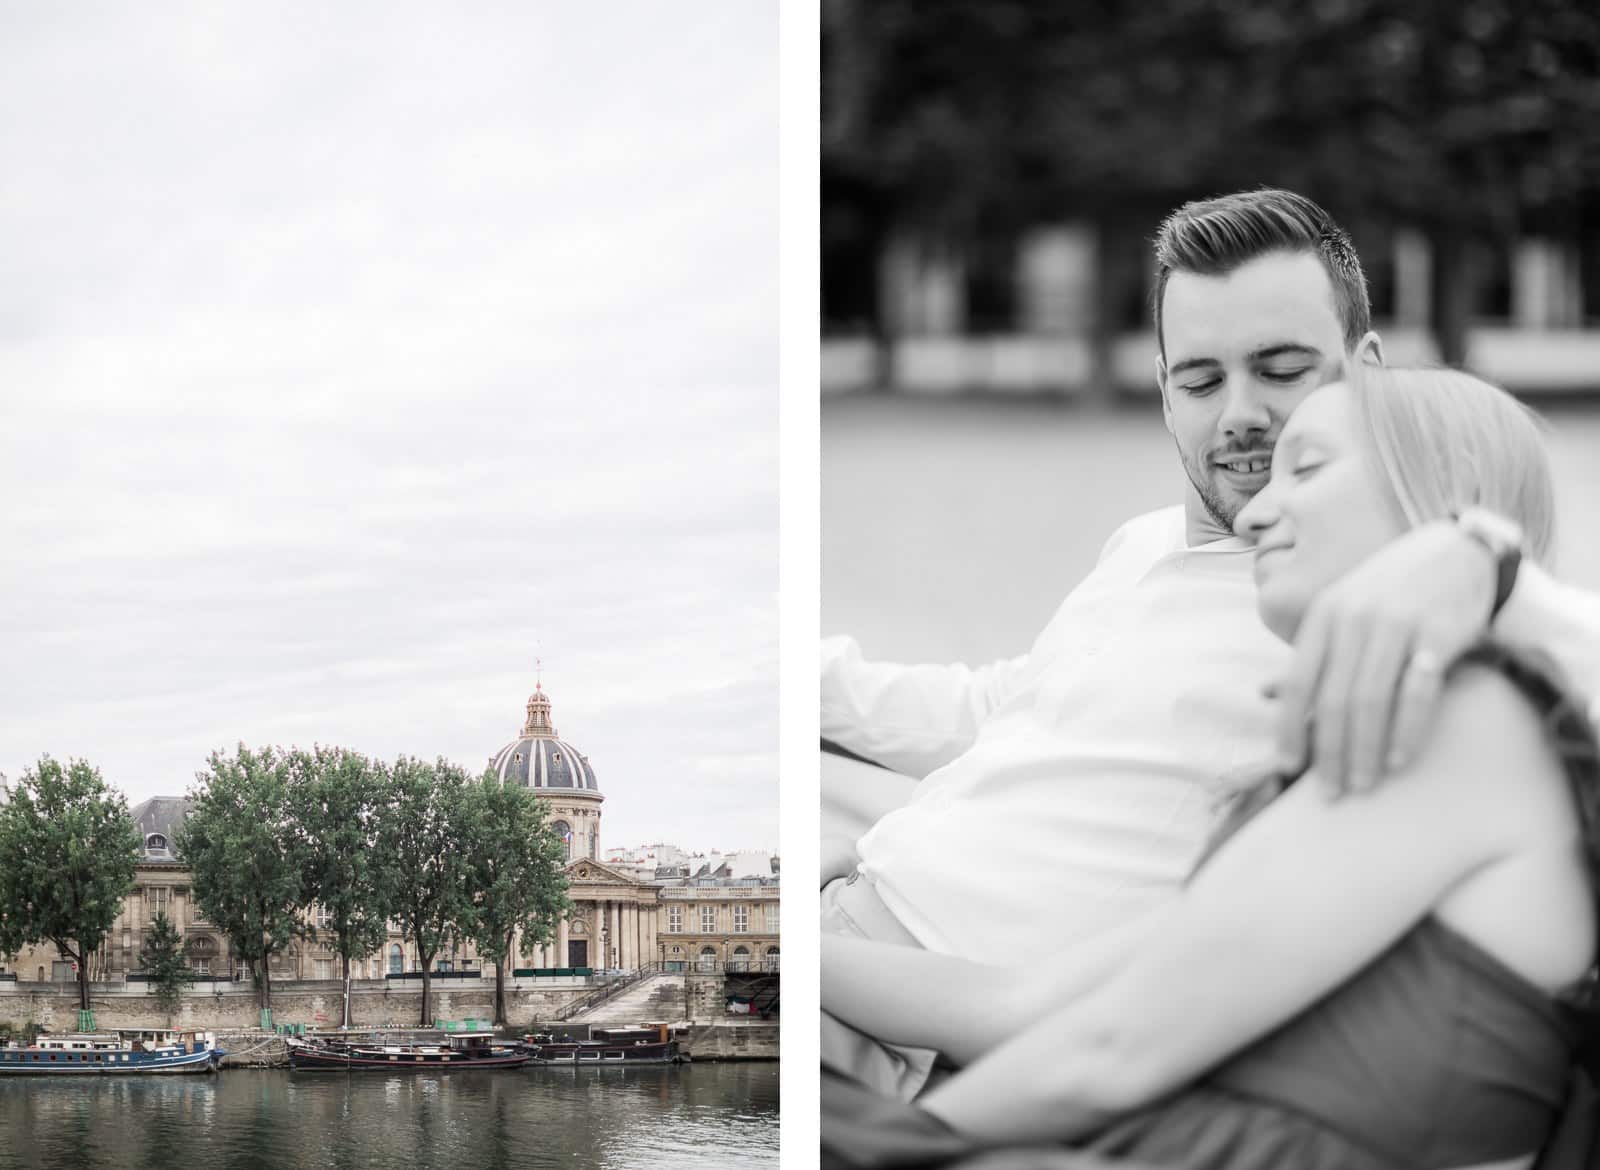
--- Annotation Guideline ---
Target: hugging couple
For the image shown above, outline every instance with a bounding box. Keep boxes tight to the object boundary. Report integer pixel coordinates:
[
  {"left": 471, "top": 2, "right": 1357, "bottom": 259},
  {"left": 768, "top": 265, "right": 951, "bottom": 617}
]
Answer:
[{"left": 820, "top": 189, "right": 1600, "bottom": 1169}]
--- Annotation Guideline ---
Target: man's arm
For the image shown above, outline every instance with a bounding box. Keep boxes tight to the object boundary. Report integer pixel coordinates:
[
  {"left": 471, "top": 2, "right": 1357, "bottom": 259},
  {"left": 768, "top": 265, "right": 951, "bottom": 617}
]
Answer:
[
  {"left": 821, "top": 912, "right": 1162, "bottom": 1066},
  {"left": 1272, "top": 517, "right": 1600, "bottom": 792},
  {"left": 1494, "top": 562, "right": 1600, "bottom": 724},
  {"left": 821, "top": 635, "right": 1029, "bottom": 779}
]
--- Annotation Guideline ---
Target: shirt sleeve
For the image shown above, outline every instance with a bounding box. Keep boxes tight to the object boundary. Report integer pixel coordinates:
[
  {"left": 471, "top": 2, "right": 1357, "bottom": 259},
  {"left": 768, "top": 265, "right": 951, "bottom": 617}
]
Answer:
[{"left": 820, "top": 635, "right": 1030, "bottom": 780}]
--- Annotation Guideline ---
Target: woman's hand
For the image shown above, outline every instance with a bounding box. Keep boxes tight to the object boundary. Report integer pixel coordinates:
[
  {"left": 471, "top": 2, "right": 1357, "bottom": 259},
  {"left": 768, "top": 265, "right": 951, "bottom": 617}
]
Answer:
[{"left": 822, "top": 833, "right": 859, "bottom": 888}]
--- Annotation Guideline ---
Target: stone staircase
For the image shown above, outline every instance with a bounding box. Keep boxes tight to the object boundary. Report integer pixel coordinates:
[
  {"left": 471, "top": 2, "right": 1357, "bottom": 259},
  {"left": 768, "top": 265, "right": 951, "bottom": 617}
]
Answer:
[{"left": 568, "top": 973, "right": 686, "bottom": 1024}]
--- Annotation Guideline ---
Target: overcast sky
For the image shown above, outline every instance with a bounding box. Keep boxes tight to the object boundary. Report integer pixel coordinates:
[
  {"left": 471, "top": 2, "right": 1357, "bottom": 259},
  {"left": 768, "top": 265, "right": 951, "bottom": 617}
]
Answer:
[{"left": 0, "top": 4, "right": 778, "bottom": 854}]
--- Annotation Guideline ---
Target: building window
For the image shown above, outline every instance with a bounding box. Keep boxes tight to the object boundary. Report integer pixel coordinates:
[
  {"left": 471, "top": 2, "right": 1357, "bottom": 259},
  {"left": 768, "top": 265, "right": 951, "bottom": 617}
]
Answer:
[
  {"left": 145, "top": 833, "right": 166, "bottom": 851},
  {"left": 149, "top": 888, "right": 169, "bottom": 916},
  {"left": 700, "top": 906, "right": 716, "bottom": 934},
  {"left": 733, "top": 906, "right": 749, "bottom": 933},
  {"left": 315, "top": 906, "right": 333, "bottom": 929},
  {"left": 192, "top": 959, "right": 210, "bottom": 976},
  {"left": 553, "top": 821, "right": 572, "bottom": 860},
  {"left": 730, "top": 946, "right": 751, "bottom": 972},
  {"left": 697, "top": 947, "right": 717, "bottom": 973},
  {"left": 764, "top": 946, "right": 780, "bottom": 973},
  {"left": 388, "top": 944, "right": 403, "bottom": 975},
  {"left": 667, "top": 906, "right": 683, "bottom": 934},
  {"left": 767, "top": 903, "right": 779, "bottom": 933},
  {"left": 314, "top": 959, "right": 331, "bottom": 980}
]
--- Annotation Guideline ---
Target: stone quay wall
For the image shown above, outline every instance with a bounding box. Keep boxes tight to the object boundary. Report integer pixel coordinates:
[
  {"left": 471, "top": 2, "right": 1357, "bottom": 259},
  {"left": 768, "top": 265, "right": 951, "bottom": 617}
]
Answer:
[
  {"left": 0, "top": 975, "right": 777, "bottom": 1061},
  {"left": 0, "top": 980, "right": 588, "bottom": 1034}
]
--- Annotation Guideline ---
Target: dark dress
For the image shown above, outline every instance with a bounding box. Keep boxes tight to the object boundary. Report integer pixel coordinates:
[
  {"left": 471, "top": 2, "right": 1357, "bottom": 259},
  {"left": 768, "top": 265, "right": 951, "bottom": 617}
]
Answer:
[{"left": 822, "top": 647, "right": 1600, "bottom": 1170}]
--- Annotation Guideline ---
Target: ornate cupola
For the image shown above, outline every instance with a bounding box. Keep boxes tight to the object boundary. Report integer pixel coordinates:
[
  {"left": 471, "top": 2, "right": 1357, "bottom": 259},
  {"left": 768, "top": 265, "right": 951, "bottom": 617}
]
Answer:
[
  {"left": 522, "top": 683, "right": 557, "bottom": 738},
  {"left": 488, "top": 680, "right": 601, "bottom": 796}
]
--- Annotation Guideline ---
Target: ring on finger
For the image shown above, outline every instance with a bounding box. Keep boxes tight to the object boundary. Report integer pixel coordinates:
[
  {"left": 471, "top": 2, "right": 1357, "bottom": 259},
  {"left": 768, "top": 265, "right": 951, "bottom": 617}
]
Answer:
[{"left": 1408, "top": 648, "right": 1443, "bottom": 676}]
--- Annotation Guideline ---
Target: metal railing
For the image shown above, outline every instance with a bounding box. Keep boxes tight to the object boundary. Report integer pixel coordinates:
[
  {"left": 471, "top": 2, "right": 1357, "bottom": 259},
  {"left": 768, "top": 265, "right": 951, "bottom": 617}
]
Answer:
[{"left": 551, "top": 962, "right": 672, "bottom": 1022}]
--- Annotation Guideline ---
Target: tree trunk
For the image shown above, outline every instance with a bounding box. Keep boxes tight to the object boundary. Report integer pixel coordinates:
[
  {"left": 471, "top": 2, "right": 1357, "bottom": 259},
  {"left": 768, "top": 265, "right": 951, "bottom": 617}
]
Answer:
[
  {"left": 1430, "top": 226, "right": 1475, "bottom": 369},
  {"left": 260, "top": 956, "right": 273, "bottom": 1013},
  {"left": 74, "top": 943, "right": 89, "bottom": 1012},
  {"left": 494, "top": 929, "right": 512, "bottom": 1026},
  {"left": 417, "top": 942, "right": 435, "bottom": 1026},
  {"left": 341, "top": 953, "right": 352, "bottom": 1029}
]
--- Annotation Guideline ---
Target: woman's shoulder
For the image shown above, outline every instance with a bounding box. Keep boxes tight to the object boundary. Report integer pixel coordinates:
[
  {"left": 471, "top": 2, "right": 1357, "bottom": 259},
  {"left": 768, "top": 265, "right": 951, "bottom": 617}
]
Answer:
[{"left": 1419, "top": 649, "right": 1588, "bottom": 844}]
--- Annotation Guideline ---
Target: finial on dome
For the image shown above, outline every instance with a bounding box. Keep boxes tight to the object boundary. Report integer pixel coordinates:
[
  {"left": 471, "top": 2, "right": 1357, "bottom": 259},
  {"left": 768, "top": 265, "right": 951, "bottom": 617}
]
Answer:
[{"left": 522, "top": 678, "right": 557, "bottom": 738}]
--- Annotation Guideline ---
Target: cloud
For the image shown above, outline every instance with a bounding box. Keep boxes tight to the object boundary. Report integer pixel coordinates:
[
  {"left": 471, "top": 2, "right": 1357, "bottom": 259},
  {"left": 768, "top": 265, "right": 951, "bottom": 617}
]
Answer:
[{"left": 0, "top": 1, "right": 778, "bottom": 854}]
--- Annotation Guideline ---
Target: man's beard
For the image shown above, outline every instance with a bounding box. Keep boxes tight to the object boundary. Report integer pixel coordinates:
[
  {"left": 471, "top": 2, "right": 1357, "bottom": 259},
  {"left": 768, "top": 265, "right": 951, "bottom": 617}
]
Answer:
[{"left": 1184, "top": 456, "right": 1248, "bottom": 532}]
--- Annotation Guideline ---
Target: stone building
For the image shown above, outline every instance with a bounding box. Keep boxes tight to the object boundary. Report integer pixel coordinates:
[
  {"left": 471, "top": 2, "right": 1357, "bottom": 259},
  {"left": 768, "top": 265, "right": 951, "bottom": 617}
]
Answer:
[
  {"left": 6, "top": 681, "right": 705, "bottom": 982},
  {"left": 657, "top": 873, "right": 781, "bottom": 973},
  {"left": 5, "top": 796, "right": 235, "bottom": 983}
]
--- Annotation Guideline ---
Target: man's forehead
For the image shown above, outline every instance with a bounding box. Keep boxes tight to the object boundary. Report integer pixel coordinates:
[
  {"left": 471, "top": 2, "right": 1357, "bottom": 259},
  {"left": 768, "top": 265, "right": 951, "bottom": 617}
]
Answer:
[{"left": 1163, "top": 252, "right": 1344, "bottom": 361}]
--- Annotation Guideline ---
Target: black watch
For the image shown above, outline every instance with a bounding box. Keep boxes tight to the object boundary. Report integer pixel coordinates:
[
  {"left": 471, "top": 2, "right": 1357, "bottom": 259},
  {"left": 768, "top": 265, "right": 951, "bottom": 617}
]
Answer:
[{"left": 1455, "top": 508, "right": 1523, "bottom": 621}]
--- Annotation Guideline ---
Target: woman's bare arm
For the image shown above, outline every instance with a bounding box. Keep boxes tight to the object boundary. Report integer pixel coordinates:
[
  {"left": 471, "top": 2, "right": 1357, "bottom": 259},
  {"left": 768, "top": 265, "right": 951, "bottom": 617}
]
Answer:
[{"left": 920, "top": 666, "right": 1577, "bottom": 1143}]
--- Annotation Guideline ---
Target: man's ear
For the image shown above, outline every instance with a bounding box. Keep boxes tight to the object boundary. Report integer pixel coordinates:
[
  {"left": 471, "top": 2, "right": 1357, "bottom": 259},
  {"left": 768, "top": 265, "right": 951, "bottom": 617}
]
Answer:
[
  {"left": 1155, "top": 355, "right": 1175, "bottom": 436},
  {"left": 1355, "top": 330, "right": 1385, "bottom": 368}
]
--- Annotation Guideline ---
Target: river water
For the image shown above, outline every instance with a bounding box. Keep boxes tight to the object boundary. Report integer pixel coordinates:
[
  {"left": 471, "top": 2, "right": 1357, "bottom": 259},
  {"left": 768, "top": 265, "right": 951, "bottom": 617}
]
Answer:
[{"left": 0, "top": 1063, "right": 778, "bottom": 1170}]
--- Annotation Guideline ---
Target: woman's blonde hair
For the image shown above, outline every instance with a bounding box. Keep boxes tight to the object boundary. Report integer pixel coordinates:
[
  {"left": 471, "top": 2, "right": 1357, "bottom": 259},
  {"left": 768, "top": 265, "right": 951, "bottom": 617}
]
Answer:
[{"left": 1350, "top": 365, "right": 1555, "bottom": 565}]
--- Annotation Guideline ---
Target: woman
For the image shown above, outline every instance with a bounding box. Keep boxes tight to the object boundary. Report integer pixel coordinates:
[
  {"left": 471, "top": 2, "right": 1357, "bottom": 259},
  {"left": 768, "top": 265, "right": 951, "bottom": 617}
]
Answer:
[{"left": 822, "top": 367, "right": 1600, "bottom": 1169}]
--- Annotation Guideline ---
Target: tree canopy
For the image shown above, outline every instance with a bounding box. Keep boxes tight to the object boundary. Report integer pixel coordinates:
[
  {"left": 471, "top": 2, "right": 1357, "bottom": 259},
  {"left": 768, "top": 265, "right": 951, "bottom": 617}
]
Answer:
[
  {"left": 456, "top": 775, "right": 572, "bottom": 1024},
  {"left": 175, "top": 745, "right": 308, "bottom": 1013},
  {"left": 139, "top": 911, "right": 192, "bottom": 1023},
  {"left": 372, "top": 756, "right": 475, "bottom": 1026},
  {"left": 0, "top": 757, "right": 140, "bottom": 1011},
  {"left": 288, "top": 745, "right": 392, "bottom": 1027}
]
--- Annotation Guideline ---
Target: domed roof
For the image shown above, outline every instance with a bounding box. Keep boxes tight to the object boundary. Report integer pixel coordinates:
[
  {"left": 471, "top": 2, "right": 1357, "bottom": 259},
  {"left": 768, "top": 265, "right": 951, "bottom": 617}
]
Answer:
[{"left": 488, "top": 683, "right": 601, "bottom": 795}]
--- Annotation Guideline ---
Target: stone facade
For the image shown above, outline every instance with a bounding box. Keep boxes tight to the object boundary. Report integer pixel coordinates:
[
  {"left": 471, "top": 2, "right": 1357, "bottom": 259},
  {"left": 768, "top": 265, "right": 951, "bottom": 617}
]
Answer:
[
  {"left": 2, "top": 682, "right": 749, "bottom": 986},
  {"left": 657, "top": 880, "right": 780, "bottom": 973}
]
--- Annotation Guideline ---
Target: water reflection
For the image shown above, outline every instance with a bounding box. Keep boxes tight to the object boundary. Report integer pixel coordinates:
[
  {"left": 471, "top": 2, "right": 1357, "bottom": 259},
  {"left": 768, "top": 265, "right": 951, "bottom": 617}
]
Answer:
[{"left": 0, "top": 1064, "right": 778, "bottom": 1170}]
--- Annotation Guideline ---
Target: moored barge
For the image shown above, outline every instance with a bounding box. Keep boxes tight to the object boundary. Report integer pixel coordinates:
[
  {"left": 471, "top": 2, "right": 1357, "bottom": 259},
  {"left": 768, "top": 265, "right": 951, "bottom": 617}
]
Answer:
[
  {"left": 286, "top": 1031, "right": 529, "bottom": 1071},
  {"left": 0, "top": 1030, "right": 225, "bottom": 1075},
  {"left": 519, "top": 1023, "right": 688, "bottom": 1065}
]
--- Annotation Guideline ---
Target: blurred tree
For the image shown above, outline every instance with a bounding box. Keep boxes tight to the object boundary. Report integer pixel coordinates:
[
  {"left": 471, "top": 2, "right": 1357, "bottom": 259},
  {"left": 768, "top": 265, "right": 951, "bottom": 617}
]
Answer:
[{"left": 823, "top": 0, "right": 1600, "bottom": 376}]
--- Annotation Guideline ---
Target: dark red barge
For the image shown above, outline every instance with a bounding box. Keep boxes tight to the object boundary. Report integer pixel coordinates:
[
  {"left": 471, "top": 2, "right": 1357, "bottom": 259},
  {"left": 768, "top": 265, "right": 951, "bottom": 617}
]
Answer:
[{"left": 286, "top": 1031, "right": 528, "bottom": 1071}]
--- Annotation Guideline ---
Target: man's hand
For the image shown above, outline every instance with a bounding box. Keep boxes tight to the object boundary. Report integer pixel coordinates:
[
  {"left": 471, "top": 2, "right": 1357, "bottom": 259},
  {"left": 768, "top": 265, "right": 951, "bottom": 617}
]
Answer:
[{"left": 1271, "top": 520, "right": 1497, "bottom": 793}]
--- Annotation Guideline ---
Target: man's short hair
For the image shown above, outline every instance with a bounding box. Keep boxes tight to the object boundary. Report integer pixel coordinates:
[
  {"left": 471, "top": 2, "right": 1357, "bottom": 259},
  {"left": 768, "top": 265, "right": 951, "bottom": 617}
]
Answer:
[{"left": 1153, "top": 189, "right": 1372, "bottom": 358}]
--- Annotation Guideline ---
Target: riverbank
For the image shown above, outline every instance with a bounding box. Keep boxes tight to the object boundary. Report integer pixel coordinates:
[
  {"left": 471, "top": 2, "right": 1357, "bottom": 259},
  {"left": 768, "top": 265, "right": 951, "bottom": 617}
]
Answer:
[{"left": 213, "top": 1020, "right": 777, "bottom": 1068}]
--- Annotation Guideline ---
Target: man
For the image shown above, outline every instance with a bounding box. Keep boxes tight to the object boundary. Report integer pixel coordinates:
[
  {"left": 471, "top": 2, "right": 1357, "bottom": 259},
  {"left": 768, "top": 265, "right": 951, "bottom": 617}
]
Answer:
[{"left": 822, "top": 188, "right": 1600, "bottom": 964}]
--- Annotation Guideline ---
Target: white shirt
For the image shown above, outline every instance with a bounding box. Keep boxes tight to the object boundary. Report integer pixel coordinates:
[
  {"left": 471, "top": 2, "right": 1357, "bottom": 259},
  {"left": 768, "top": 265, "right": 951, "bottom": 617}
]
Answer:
[{"left": 823, "top": 507, "right": 1288, "bottom": 959}]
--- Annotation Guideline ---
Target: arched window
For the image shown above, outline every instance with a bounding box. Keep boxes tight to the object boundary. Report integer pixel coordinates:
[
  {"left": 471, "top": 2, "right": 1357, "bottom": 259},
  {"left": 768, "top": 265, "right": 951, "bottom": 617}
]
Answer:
[
  {"left": 764, "top": 946, "right": 780, "bottom": 973},
  {"left": 552, "top": 820, "right": 572, "bottom": 860},
  {"left": 730, "top": 946, "right": 751, "bottom": 973},
  {"left": 697, "top": 946, "right": 717, "bottom": 973},
  {"left": 388, "top": 944, "right": 403, "bottom": 975},
  {"left": 145, "top": 833, "right": 166, "bottom": 851}
]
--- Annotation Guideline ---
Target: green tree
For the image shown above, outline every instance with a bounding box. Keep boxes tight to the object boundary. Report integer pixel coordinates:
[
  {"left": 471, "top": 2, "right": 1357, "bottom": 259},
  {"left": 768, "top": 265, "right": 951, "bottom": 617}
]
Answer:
[
  {"left": 139, "top": 912, "right": 191, "bottom": 1024},
  {"left": 456, "top": 775, "right": 572, "bottom": 1025},
  {"left": 288, "top": 746, "right": 392, "bottom": 1029},
  {"left": 0, "top": 757, "right": 140, "bottom": 1011},
  {"left": 175, "top": 745, "right": 307, "bottom": 1017},
  {"left": 372, "top": 756, "right": 473, "bottom": 1026}
]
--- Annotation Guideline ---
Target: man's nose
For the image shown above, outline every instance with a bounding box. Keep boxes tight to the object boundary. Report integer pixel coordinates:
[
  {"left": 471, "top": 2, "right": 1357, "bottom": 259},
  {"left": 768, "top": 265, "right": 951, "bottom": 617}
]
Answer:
[{"left": 1218, "top": 382, "right": 1271, "bottom": 438}]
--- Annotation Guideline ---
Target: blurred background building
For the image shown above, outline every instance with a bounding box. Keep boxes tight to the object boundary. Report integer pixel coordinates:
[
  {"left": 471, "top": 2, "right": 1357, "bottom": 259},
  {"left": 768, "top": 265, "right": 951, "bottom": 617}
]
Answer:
[{"left": 821, "top": 0, "right": 1600, "bottom": 663}]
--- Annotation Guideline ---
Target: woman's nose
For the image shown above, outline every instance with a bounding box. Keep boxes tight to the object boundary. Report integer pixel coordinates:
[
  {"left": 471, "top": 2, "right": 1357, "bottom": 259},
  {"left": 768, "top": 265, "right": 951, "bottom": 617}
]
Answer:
[{"left": 1235, "top": 480, "right": 1280, "bottom": 543}]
